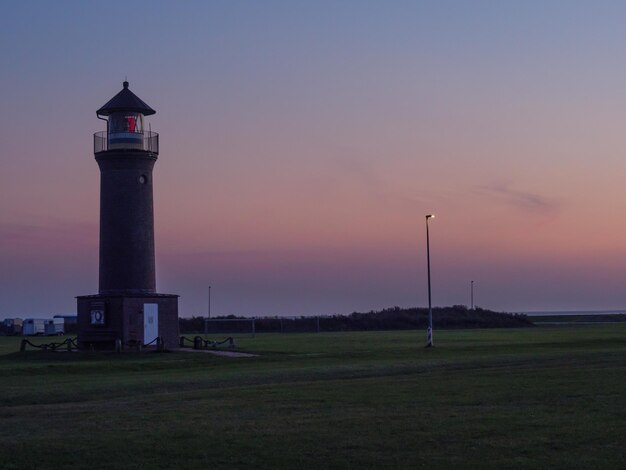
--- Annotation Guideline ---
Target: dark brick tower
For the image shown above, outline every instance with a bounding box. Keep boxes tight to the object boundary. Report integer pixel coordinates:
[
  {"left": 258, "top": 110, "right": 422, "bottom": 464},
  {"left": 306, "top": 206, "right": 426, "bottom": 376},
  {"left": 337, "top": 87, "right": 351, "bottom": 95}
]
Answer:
[
  {"left": 77, "top": 81, "right": 179, "bottom": 350},
  {"left": 96, "top": 81, "right": 157, "bottom": 295}
]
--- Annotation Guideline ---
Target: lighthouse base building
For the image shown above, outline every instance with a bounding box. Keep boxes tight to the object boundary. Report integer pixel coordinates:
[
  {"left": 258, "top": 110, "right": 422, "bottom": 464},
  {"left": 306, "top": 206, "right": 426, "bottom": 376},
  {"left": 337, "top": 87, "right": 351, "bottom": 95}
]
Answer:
[
  {"left": 77, "top": 81, "right": 179, "bottom": 350},
  {"left": 77, "top": 294, "right": 178, "bottom": 350}
]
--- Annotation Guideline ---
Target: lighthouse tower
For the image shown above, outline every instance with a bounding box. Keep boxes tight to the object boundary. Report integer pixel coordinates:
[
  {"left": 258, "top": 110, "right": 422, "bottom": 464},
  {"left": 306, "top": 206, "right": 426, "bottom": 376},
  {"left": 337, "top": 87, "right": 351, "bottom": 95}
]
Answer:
[{"left": 77, "top": 81, "right": 179, "bottom": 350}]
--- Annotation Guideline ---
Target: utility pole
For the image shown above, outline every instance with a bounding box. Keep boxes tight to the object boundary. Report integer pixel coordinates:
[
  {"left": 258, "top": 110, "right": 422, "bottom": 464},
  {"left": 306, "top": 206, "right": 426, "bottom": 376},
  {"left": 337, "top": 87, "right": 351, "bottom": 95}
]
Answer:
[{"left": 204, "top": 285, "right": 211, "bottom": 336}]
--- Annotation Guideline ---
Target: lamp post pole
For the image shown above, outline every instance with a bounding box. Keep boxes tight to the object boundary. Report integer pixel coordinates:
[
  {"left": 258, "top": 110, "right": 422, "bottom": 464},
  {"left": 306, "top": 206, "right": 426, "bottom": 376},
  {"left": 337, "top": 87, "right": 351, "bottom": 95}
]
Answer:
[
  {"left": 426, "top": 214, "right": 435, "bottom": 347},
  {"left": 471, "top": 280, "right": 474, "bottom": 310}
]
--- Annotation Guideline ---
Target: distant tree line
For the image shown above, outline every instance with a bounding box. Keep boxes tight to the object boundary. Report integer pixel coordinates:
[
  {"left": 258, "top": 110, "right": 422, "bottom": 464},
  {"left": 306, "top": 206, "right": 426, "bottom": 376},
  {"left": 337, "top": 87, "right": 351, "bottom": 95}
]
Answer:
[{"left": 179, "top": 305, "right": 533, "bottom": 334}]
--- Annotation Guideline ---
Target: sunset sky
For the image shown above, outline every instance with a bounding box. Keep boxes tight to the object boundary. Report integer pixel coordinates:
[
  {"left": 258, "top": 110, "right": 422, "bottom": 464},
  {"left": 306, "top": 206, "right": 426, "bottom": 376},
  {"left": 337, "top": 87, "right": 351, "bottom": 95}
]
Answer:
[{"left": 3, "top": 1, "right": 626, "bottom": 318}]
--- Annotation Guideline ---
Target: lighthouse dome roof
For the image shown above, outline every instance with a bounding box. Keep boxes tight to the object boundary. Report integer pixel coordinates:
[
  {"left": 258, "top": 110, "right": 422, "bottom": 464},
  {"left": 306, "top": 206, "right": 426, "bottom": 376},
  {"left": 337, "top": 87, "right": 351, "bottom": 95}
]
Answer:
[{"left": 96, "top": 81, "right": 156, "bottom": 116}]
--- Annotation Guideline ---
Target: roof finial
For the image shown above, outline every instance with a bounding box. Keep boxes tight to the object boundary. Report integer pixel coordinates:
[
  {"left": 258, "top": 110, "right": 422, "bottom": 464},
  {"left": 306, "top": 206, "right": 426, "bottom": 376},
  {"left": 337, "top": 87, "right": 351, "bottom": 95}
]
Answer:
[{"left": 123, "top": 77, "right": 129, "bottom": 89}]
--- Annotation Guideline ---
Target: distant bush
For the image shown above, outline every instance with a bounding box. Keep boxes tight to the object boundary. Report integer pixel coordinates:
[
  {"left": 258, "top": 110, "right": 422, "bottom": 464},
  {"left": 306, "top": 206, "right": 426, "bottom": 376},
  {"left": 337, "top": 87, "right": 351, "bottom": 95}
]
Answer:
[{"left": 179, "top": 306, "right": 533, "bottom": 333}]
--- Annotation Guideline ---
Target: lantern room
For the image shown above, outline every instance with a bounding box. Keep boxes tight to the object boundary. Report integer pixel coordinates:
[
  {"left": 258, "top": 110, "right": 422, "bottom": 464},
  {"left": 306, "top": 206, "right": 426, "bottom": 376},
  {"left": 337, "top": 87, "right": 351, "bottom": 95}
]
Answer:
[{"left": 94, "top": 81, "right": 158, "bottom": 154}]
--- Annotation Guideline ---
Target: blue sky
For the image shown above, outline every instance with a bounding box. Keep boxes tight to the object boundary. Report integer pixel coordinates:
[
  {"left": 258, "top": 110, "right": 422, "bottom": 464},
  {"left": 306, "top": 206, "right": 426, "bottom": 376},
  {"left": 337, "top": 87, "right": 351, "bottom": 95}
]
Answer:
[{"left": 3, "top": 1, "right": 626, "bottom": 318}]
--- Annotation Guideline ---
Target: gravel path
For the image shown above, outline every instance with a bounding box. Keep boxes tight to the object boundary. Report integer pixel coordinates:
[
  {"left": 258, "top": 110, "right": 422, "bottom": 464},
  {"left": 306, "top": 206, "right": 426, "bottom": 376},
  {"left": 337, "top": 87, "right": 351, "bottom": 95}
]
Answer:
[{"left": 174, "top": 348, "right": 257, "bottom": 357}]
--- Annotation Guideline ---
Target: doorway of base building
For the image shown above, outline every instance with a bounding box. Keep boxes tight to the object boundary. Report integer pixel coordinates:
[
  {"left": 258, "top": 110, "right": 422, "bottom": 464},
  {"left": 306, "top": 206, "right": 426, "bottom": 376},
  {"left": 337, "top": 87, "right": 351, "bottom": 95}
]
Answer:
[{"left": 143, "top": 303, "right": 158, "bottom": 345}]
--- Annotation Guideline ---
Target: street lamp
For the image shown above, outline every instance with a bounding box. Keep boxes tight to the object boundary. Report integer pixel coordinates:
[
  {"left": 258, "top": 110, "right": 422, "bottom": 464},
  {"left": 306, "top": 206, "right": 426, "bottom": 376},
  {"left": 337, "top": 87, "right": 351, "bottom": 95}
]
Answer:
[
  {"left": 425, "top": 214, "right": 435, "bottom": 347},
  {"left": 471, "top": 280, "right": 474, "bottom": 310}
]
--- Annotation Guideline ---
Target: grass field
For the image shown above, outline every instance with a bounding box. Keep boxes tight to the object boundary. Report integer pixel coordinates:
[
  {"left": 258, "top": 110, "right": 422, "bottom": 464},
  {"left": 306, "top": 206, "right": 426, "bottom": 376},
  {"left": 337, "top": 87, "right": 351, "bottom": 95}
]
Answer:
[{"left": 1, "top": 326, "right": 625, "bottom": 469}]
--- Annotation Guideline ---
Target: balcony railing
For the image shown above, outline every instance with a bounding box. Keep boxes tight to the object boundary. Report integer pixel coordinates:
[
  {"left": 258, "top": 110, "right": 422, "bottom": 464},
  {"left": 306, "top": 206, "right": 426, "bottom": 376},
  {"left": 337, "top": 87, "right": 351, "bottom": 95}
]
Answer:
[{"left": 94, "top": 130, "right": 159, "bottom": 154}]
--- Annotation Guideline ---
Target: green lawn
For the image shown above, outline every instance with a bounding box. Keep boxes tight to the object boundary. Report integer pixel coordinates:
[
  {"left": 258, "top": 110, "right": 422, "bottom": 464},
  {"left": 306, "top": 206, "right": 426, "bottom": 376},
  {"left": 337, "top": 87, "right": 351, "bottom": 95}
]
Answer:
[{"left": 1, "top": 326, "right": 625, "bottom": 469}]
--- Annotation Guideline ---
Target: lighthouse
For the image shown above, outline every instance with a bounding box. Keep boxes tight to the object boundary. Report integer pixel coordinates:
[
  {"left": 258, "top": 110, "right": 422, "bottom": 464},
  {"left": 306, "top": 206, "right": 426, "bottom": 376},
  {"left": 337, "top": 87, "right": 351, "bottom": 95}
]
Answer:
[{"left": 77, "top": 81, "right": 179, "bottom": 350}]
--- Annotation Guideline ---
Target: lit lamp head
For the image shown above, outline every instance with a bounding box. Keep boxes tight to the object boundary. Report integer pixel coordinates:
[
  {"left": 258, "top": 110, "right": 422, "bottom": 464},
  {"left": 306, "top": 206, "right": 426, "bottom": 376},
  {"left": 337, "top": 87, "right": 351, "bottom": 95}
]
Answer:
[{"left": 426, "top": 214, "right": 435, "bottom": 220}]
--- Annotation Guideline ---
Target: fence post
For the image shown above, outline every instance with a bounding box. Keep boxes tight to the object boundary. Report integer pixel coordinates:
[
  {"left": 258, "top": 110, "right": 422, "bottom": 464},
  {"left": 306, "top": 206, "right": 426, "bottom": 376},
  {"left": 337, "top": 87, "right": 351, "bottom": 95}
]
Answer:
[{"left": 20, "top": 339, "right": 27, "bottom": 352}]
